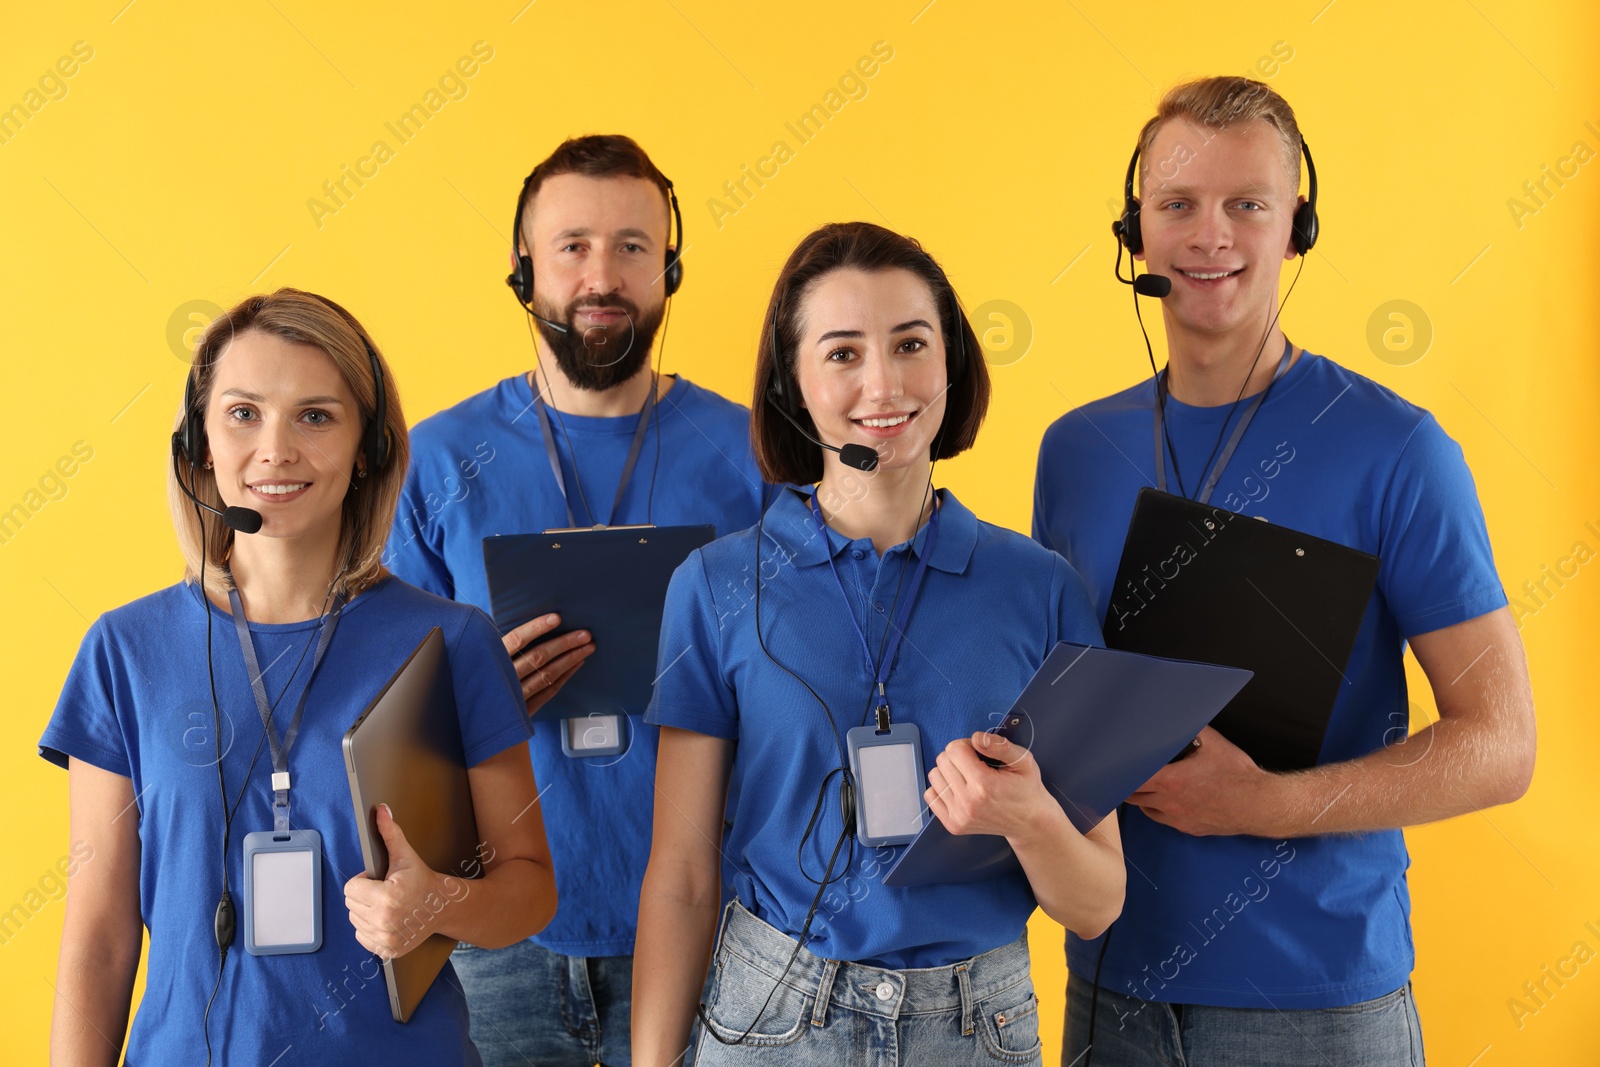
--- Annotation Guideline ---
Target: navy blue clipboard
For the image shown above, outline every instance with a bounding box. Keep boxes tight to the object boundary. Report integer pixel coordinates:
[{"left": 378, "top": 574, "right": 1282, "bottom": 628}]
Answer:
[
  {"left": 482, "top": 524, "right": 714, "bottom": 720},
  {"left": 882, "top": 642, "right": 1252, "bottom": 887}
]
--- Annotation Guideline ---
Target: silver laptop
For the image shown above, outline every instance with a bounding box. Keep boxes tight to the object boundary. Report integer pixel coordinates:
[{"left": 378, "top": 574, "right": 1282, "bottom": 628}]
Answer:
[{"left": 343, "top": 626, "right": 481, "bottom": 1023}]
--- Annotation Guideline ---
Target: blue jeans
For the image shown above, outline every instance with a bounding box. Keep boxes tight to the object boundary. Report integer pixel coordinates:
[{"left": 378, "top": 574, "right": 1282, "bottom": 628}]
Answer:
[
  {"left": 450, "top": 939, "right": 633, "bottom": 1066},
  {"left": 693, "top": 901, "right": 1043, "bottom": 1066},
  {"left": 1063, "top": 973, "right": 1425, "bottom": 1066}
]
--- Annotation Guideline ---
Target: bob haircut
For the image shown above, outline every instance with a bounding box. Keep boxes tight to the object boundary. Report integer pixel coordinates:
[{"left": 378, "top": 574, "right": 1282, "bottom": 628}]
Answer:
[
  {"left": 751, "top": 221, "right": 990, "bottom": 486},
  {"left": 167, "top": 288, "right": 409, "bottom": 602}
]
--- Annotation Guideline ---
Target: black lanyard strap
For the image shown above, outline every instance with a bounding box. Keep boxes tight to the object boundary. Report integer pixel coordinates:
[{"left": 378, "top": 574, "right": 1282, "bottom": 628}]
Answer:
[
  {"left": 227, "top": 586, "right": 344, "bottom": 831},
  {"left": 1155, "top": 338, "right": 1293, "bottom": 505},
  {"left": 533, "top": 373, "right": 656, "bottom": 529}
]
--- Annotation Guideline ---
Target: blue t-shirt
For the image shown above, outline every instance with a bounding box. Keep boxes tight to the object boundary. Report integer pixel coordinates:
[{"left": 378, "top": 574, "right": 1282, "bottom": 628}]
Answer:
[
  {"left": 38, "top": 577, "right": 530, "bottom": 1066},
  {"left": 646, "top": 486, "right": 1104, "bottom": 969},
  {"left": 1033, "top": 351, "right": 1507, "bottom": 1009},
  {"left": 385, "top": 374, "right": 767, "bottom": 955}
]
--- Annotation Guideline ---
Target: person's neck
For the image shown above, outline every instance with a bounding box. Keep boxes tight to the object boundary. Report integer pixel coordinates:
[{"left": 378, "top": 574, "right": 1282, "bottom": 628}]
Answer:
[
  {"left": 815, "top": 460, "right": 937, "bottom": 557},
  {"left": 531, "top": 361, "right": 665, "bottom": 418},
  {"left": 223, "top": 528, "right": 343, "bottom": 624},
  {"left": 1163, "top": 320, "right": 1297, "bottom": 408}
]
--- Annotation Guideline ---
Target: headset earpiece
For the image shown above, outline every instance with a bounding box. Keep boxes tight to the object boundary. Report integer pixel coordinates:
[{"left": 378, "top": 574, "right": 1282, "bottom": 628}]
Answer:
[
  {"left": 663, "top": 181, "right": 685, "bottom": 297},
  {"left": 1291, "top": 140, "right": 1319, "bottom": 255},
  {"left": 509, "top": 252, "right": 535, "bottom": 306},
  {"left": 1112, "top": 146, "right": 1144, "bottom": 255},
  {"left": 174, "top": 369, "right": 206, "bottom": 468},
  {"left": 361, "top": 337, "right": 388, "bottom": 475},
  {"left": 765, "top": 291, "right": 797, "bottom": 418}
]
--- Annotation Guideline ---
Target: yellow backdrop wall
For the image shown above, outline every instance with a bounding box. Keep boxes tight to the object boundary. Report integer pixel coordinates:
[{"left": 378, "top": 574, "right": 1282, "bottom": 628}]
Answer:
[{"left": 2, "top": 2, "right": 1596, "bottom": 1063}]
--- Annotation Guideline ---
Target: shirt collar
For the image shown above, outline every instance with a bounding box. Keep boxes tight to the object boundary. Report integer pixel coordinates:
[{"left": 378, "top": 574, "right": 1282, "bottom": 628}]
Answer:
[{"left": 763, "top": 485, "right": 978, "bottom": 575}]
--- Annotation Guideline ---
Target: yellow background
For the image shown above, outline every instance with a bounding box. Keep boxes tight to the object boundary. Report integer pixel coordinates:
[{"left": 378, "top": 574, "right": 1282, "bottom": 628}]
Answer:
[{"left": 3, "top": 1, "right": 1597, "bottom": 1063}]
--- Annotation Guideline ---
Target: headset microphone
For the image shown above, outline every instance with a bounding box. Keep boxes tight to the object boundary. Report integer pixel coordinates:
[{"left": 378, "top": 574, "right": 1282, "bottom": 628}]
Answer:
[
  {"left": 171, "top": 446, "right": 264, "bottom": 534},
  {"left": 1131, "top": 273, "right": 1171, "bottom": 298},
  {"left": 524, "top": 307, "right": 571, "bottom": 335},
  {"left": 765, "top": 402, "right": 879, "bottom": 472}
]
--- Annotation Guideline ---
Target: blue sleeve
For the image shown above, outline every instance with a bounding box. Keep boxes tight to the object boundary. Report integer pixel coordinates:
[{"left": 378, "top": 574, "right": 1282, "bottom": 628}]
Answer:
[
  {"left": 1051, "top": 553, "right": 1105, "bottom": 649},
  {"left": 39, "top": 617, "right": 132, "bottom": 776},
  {"left": 386, "top": 454, "right": 456, "bottom": 600},
  {"left": 1032, "top": 433, "right": 1056, "bottom": 552},
  {"left": 446, "top": 606, "right": 532, "bottom": 766},
  {"left": 645, "top": 550, "right": 738, "bottom": 740},
  {"left": 1378, "top": 414, "right": 1508, "bottom": 638}
]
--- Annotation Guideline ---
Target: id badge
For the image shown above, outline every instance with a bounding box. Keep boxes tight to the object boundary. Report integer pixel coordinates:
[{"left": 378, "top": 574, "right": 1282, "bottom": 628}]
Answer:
[
  {"left": 242, "top": 829, "right": 323, "bottom": 955},
  {"left": 845, "top": 722, "right": 926, "bottom": 848},
  {"left": 560, "top": 712, "right": 627, "bottom": 758}
]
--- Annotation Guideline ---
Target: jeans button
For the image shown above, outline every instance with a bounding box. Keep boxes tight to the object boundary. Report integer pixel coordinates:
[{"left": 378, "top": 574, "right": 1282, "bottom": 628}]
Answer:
[
  {"left": 874, "top": 602, "right": 885, "bottom": 613},
  {"left": 875, "top": 981, "right": 894, "bottom": 1001}
]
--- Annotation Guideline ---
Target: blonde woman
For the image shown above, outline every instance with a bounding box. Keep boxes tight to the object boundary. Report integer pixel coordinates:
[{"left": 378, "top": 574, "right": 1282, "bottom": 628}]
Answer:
[{"left": 43, "top": 290, "right": 556, "bottom": 1066}]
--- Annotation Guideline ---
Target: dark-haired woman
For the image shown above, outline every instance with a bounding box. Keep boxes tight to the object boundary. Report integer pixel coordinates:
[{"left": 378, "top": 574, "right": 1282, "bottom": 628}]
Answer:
[
  {"left": 632, "top": 224, "right": 1124, "bottom": 1066},
  {"left": 43, "top": 290, "right": 557, "bottom": 1066}
]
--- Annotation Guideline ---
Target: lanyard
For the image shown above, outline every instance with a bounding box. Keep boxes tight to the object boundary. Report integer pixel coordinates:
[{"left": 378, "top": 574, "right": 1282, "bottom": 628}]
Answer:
[
  {"left": 227, "top": 586, "right": 344, "bottom": 831},
  {"left": 1154, "top": 338, "right": 1293, "bottom": 505},
  {"left": 532, "top": 375, "right": 655, "bottom": 529},
  {"left": 810, "top": 496, "right": 940, "bottom": 725}
]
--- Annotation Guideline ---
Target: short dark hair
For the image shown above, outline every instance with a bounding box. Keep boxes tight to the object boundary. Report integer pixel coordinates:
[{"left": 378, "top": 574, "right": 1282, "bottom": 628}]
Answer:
[
  {"left": 752, "top": 221, "right": 990, "bottom": 485},
  {"left": 515, "top": 134, "right": 671, "bottom": 244}
]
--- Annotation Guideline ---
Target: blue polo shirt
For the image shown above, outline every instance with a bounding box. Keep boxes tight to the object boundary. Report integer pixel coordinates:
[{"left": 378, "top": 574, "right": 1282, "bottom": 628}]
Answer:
[
  {"left": 39, "top": 578, "right": 529, "bottom": 1066},
  {"left": 646, "top": 486, "right": 1103, "bottom": 968},
  {"left": 1033, "top": 350, "right": 1507, "bottom": 1008},
  {"left": 386, "top": 374, "right": 767, "bottom": 955}
]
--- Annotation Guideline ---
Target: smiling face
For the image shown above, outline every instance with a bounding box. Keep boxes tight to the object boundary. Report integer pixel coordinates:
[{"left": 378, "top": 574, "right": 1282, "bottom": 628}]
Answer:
[
  {"left": 203, "top": 329, "right": 364, "bottom": 542},
  {"left": 1137, "top": 117, "right": 1301, "bottom": 345},
  {"left": 523, "top": 172, "right": 671, "bottom": 389},
  {"left": 791, "top": 267, "right": 949, "bottom": 476}
]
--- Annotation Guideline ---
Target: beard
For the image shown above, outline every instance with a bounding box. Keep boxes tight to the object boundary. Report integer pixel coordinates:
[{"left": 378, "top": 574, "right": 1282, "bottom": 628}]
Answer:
[{"left": 532, "top": 292, "right": 664, "bottom": 392}]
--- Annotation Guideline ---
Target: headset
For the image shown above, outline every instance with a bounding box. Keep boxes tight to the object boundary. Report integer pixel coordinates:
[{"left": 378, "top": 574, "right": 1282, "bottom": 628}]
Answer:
[
  {"left": 1113, "top": 137, "right": 1318, "bottom": 258},
  {"left": 505, "top": 170, "right": 684, "bottom": 309}
]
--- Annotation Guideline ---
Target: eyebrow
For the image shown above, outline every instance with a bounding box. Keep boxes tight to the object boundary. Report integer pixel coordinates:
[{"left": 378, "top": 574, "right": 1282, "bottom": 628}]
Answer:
[
  {"left": 220, "top": 389, "right": 346, "bottom": 405},
  {"left": 554, "top": 227, "right": 655, "bottom": 241},
  {"left": 814, "top": 319, "right": 935, "bottom": 343},
  {"left": 1151, "top": 184, "right": 1280, "bottom": 199}
]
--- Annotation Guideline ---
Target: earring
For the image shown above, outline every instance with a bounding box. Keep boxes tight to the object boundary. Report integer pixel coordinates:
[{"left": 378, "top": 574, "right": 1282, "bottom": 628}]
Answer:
[
  {"left": 357, "top": 467, "right": 368, "bottom": 479},
  {"left": 202, "top": 460, "right": 213, "bottom": 469}
]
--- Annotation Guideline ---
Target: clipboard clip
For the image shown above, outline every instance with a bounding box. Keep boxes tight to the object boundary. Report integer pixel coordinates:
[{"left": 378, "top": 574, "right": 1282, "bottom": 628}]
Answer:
[{"left": 541, "top": 523, "right": 659, "bottom": 535}]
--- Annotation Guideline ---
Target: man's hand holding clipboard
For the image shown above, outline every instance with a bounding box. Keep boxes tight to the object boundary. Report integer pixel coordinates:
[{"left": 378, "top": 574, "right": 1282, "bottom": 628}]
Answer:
[{"left": 500, "top": 612, "right": 595, "bottom": 718}]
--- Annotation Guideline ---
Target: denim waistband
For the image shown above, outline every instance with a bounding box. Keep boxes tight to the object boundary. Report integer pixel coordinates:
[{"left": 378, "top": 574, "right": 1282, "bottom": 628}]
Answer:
[{"left": 715, "top": 901, "right": 1033, "bottom": 1028}]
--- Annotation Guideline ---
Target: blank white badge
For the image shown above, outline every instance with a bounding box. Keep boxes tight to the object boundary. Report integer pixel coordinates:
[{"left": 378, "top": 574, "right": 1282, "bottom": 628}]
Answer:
[
  {"left": 858, "top": 741, "right": 924, "bottom": 841},
  {"left": 252, "top": 847, "right": 316, "bottom": 946}
]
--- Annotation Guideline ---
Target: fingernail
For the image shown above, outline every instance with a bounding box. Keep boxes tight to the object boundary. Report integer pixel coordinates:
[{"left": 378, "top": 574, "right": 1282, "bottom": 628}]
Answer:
[
  {"left": 380, "top": 803, "right": 392, "bottom": 818},
  {"left": 546, "top": 614, "right": 559, "bottom": 624},
  {"left": 979, "top": 733, "right": 993, "bottom": 749}
]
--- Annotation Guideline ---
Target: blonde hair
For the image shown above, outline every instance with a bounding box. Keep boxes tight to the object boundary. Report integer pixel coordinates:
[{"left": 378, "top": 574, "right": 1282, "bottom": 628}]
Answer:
[
  {"left": 1137, "top": 76, "right": 1303, "bottom": 192},
  {"left": 167, "top": 288, "right": 410, "bottom": 602}
]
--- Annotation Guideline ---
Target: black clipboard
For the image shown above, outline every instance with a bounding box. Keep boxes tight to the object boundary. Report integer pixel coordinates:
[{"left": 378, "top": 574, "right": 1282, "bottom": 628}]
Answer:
[
  {"left": 883, "top": 642, "right": 1252, "bottom": 887},
  {"left": 1102, "top": 488, "right": 1380, "bottom": 771},
  {"left": 482, "top": 524, "right": 714, "bottom": 720}
]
